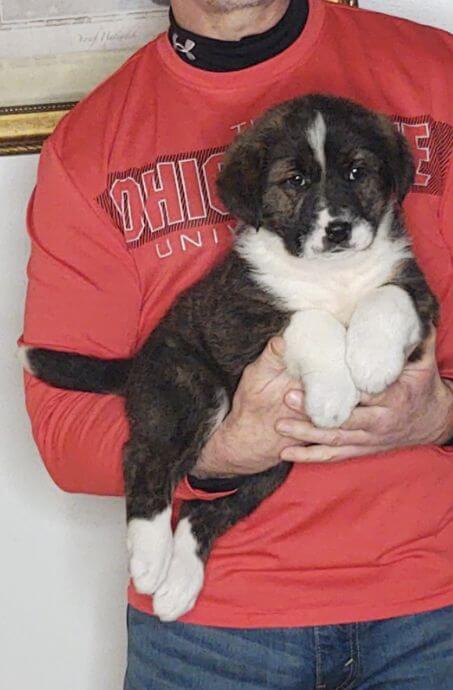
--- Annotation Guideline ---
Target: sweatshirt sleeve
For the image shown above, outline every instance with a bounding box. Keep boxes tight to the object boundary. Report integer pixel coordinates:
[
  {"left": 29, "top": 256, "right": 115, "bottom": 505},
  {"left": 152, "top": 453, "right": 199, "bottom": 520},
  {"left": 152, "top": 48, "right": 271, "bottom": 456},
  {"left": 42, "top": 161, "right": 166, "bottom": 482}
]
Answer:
[
  {"left": 438, "top": 156, "right": 453, "bottom": 380},
  {"left": 21, "top": 140, "right": 235, "bottom": 501}
]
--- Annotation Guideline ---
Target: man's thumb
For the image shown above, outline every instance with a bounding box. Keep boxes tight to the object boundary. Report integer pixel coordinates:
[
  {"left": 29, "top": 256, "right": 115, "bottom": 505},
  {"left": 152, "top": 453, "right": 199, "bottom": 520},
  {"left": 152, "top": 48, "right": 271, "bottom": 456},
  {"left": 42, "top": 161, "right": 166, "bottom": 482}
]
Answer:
[{"left": 256, "top": 337, "right": 286, "bottom": 373}]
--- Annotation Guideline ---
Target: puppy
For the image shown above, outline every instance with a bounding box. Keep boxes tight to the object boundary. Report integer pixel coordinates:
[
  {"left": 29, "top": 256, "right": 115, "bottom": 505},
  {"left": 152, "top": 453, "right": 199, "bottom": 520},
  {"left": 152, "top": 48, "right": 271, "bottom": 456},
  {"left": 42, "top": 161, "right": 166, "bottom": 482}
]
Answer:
[{"left": 20, "top": 95, "right": 438, "bottom": 621}]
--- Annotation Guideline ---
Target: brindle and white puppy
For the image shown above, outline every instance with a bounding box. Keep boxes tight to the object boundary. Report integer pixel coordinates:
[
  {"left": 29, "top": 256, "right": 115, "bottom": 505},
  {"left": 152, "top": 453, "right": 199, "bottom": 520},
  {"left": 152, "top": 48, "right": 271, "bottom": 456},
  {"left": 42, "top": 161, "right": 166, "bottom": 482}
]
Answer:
[{"left": 20, "top": 95, "right": 438, "bottom": 622}]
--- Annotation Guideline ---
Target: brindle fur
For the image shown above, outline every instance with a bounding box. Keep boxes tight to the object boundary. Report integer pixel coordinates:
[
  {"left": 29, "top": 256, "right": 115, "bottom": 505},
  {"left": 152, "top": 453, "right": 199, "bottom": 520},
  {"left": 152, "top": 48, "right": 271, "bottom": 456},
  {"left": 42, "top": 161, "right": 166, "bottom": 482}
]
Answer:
[
  {"left": 123, "top": 251, "right": 292, "bottom": 543},
  {"left": 25, "top": 94, "right": 438, "bottom": 569}
]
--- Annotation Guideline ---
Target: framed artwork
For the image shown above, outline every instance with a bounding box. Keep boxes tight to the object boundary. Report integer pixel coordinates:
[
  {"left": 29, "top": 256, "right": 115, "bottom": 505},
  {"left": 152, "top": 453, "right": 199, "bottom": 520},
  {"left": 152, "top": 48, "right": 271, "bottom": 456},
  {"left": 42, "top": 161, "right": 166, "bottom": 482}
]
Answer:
[
  {"left": 0, "top": 0, "right": 358, "bottom": 156},
  {"left": 0, "top": 0, "right": 169, "bottom": 154}
]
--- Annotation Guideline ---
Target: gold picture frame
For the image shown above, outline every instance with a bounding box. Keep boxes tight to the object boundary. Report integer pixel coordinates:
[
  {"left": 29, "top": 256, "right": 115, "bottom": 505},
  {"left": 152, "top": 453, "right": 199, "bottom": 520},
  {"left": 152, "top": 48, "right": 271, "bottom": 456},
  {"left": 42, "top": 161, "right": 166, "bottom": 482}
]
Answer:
[
  {"left": 0, "top": 102, "right": 76, "bottom": 156},
  {"left": 0, "top": 0, "right": 358, "bottom": 157}
]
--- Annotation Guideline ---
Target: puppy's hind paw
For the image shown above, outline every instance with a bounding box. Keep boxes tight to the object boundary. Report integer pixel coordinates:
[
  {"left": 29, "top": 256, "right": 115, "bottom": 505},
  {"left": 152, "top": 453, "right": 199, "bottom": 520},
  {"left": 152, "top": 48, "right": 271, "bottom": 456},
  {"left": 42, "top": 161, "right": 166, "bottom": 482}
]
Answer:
[
  {"left": 153, "top": 518, "right": 205, "bottom": 622},
  {"left": 127, "top": 511, "right": 173, "bottom": 595}
]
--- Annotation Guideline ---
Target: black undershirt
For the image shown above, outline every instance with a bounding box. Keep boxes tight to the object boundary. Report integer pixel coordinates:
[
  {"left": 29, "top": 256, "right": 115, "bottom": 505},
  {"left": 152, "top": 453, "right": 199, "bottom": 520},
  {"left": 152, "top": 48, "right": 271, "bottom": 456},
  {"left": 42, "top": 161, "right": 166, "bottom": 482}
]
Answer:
[{"left": 168, "top": 0, "right": 309, "bottom": 72}]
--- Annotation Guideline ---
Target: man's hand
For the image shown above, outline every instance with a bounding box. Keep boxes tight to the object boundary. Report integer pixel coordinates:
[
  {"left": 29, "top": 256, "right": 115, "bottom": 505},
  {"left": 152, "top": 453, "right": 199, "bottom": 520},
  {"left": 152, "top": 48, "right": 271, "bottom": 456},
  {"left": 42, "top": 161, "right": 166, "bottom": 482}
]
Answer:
[
  {"left": 193, "top": 337, "right": 307, "bottom": 478},
  {"left": 277, "top": 329, "right": 453, "bottom": 463}
]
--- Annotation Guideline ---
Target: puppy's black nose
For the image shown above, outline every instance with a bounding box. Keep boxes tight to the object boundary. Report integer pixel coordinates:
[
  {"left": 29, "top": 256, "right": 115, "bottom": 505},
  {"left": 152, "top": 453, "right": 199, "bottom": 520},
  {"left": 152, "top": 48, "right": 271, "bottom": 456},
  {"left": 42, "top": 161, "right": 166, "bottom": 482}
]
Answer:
[{"left": 325, "top": 221, "right": 352, "bottom": 244}]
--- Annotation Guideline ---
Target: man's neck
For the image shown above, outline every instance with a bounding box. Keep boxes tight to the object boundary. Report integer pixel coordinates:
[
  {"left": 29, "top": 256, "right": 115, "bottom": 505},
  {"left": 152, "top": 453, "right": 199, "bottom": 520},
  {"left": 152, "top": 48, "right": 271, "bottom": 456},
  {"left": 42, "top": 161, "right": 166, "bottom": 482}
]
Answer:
[{"left": 171, "top": 0, "right": 291, "bottom": 41}]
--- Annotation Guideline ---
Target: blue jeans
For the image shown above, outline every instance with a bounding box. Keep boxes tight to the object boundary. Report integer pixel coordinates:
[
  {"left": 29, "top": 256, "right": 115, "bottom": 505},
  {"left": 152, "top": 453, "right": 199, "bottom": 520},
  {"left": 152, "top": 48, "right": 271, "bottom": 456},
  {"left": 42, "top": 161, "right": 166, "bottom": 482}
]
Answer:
[{"left": 124, "top": 604, "right": 453, "bottom": 689}]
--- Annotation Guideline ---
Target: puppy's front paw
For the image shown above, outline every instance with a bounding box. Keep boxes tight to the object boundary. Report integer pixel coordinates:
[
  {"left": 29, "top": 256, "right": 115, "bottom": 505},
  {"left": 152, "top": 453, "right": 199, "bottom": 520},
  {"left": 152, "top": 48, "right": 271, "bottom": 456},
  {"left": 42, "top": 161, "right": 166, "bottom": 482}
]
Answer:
[
  {"left": 127, "top": 510, "right": 173, "bottom": 595},
  {"left": 346, "top": 332, "right": 405, "bottom": 395},
  {"left": 153, "top": 518, "right": 204, "bottom": 622},
  {"left": 304, "top": 372, "right": 359, "bottom": 428}
]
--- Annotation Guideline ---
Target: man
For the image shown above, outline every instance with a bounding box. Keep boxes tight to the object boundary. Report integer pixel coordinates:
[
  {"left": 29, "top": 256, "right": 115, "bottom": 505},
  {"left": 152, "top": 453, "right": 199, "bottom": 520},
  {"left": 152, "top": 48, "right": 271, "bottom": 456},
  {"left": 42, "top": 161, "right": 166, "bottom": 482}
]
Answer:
[{"left": 21, "top": 0, "right": 453, "bottom": 687}]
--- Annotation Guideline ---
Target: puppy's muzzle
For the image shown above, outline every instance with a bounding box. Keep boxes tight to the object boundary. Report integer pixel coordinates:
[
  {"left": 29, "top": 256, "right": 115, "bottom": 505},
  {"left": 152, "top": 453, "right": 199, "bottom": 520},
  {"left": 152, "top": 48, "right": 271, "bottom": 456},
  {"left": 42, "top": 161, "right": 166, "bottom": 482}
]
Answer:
[{"left": 325, "top": 221, "right": 352, "bottom": 245}]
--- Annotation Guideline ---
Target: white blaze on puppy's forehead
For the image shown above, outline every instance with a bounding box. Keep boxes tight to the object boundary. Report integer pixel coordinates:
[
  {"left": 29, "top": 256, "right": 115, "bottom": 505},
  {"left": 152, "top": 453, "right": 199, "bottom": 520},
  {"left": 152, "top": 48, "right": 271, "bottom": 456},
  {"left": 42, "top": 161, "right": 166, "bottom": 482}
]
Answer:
[{"left": 306, "top": 112, "right": 327, "bottom": 172}]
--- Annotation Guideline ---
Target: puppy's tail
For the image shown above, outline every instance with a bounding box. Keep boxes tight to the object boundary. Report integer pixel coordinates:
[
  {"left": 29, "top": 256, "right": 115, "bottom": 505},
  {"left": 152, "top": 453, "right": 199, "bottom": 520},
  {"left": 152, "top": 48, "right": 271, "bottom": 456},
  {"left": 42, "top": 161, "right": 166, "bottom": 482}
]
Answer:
[{"left": 18, "top": 345, "right": 131, "bottom": 395}]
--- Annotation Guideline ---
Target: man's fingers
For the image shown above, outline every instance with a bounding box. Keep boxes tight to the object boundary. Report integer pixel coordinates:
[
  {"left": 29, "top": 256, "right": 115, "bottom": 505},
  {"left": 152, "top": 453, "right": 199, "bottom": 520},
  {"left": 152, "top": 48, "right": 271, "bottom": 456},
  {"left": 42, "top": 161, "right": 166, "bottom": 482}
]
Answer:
[
  {"left": 245, "top": 337, "right": 287, "bottom": 382},
  {"left": 280, "top": 443, "right": 384, "bottom": 463},
  {"left": 285, "top": 389, "right": 385, "bottom": 430},
  {"left": 276, "top": 418, "right": 371, "bottom": 446},
  {"left": 284, "top": 389, "right": 305, "bottom": 410},
  {"left": 269, "top": 336, "right": 285, "bottom": 357},
  {"left": 339, "top": 405, "right": 385, "bottom": 430}
]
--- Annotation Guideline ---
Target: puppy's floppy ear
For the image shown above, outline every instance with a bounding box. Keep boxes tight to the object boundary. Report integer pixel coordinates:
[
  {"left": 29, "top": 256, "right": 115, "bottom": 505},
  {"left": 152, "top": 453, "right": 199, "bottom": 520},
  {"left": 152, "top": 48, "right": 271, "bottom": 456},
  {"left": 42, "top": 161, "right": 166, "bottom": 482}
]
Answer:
[
  {"left": 378, "top": 115, "right": 415, "bottom": 204},
  {"left": 217, "top": 131, "right": 267, "bottom": 229}
]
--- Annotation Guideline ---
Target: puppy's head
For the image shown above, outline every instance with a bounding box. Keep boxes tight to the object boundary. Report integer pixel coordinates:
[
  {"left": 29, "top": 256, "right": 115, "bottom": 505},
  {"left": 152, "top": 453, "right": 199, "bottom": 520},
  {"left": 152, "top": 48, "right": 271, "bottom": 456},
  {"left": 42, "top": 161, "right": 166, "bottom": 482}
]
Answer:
[{"left": 217, "top": 95, "right": 414, "bottom": 259}]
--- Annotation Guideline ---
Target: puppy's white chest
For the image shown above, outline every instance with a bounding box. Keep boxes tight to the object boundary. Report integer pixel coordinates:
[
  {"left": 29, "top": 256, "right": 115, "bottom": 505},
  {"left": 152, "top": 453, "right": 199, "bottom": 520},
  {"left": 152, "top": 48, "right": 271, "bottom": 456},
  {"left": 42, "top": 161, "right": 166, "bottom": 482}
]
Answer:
[
  {"left": 237, "top": 228, "right": 410, "bottom": 325},
  {"left": 272, "top": 262, "right": 383, "bottom": 324}
]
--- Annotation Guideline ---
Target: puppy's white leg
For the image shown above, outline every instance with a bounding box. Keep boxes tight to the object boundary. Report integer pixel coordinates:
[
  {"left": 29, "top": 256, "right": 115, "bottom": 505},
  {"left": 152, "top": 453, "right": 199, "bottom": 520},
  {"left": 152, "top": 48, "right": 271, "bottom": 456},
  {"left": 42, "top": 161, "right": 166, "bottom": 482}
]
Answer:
[
  {"left": 127, "top": 508, "right": 173, "bottom": 594},
  {"left": 153, "top": 518, "right": 204, "bottom": 622},
  {"left": 346, "top": 285, "right": 422, "bottom": 395},
  {"left": 284, "top": 310, "right": 359, "bottom": 428}
]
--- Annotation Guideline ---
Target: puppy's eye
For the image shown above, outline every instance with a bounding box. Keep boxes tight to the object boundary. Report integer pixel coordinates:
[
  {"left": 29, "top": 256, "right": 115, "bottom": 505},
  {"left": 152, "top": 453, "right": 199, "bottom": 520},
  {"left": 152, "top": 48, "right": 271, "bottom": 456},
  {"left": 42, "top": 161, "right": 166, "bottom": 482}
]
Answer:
[
  {"left": 286, "top": 174, "right": 309, "bottom": 188},
  {"left": 348, "top": 166, "right": 366, "bottom": 182}
]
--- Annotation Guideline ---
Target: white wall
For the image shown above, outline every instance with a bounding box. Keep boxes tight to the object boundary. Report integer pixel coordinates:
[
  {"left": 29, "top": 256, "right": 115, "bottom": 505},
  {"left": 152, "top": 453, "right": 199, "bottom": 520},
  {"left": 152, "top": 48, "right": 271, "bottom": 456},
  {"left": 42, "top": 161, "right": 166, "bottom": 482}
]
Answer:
[
  {"left": 0, "top": 156, "right": 128, "bottom": 690},
  {"left": 1, "top": 3, "right": 451, "bottom": 690},
  {"left": 360, "top": 0, "right": 453, "bottom": 32}
]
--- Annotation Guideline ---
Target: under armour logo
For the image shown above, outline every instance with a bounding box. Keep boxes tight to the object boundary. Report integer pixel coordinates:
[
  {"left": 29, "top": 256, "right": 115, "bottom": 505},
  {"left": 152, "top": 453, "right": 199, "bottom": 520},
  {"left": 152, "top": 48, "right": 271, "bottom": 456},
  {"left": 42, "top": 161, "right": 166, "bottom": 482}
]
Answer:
[{"left": 172, "top": 33, "right": 196, "bottom": 61}]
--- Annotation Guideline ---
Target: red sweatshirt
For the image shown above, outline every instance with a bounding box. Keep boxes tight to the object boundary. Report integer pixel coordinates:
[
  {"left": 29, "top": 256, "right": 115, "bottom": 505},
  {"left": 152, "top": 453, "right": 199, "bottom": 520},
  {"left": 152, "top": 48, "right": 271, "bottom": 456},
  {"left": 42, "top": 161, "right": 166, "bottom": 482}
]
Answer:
[{"left": 22, "top": 0, "right": 453, "bottom": 628}]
